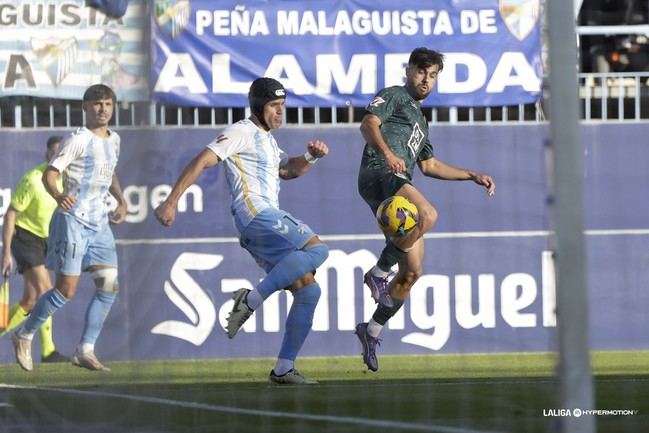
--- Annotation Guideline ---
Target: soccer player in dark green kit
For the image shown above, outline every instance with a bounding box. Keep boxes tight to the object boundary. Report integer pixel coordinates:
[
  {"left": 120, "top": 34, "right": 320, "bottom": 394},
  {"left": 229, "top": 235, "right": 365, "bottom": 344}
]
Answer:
[{"left": 355, "top": 47, "right": 496, "bottom": 371}]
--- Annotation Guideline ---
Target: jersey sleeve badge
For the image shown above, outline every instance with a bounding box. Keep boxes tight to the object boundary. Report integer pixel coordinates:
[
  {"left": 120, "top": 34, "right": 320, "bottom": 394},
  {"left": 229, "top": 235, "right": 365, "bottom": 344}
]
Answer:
[{"left": 367, "top": 96, "right": 385, "bottom": 108}]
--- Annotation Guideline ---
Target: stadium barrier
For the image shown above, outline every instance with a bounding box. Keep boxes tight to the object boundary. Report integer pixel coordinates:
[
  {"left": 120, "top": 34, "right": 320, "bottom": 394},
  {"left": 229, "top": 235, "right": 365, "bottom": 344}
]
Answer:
[
  {"left": 2, "top": 72, "right": 649, "bottom": 128},
  {"left": 0, "top": 124, "right": 647, "bottom": 363}
]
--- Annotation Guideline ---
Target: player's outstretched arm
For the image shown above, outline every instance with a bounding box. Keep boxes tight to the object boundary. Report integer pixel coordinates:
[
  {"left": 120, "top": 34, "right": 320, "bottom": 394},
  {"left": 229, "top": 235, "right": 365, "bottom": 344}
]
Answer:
[
  {"left": 155, "top": 148, "right": 220, "bottom": 226},
  {"left": 418, "top": 157, "right": 495, "bottom": 196},
  {"left": 279, "top": 140, "right": 328, "bottom": 180},
  {"left": 109, "top": 173, "right": 128, "bottom": 224}
]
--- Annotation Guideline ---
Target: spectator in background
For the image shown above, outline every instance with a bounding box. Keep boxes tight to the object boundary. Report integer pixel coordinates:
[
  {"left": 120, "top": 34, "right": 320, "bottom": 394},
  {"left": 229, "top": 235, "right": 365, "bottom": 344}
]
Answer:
[
  {"left": 1, "top": 136, "right": 67, "bottom": 363},
  {"left": 579, "top": 0, "right": 649, "bottom": 73}
]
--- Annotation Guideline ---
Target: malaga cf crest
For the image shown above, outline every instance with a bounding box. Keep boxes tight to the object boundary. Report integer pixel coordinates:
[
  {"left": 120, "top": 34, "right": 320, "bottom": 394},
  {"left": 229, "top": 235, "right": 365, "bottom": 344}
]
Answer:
[
  {"left": 499, "top": 0, "right": 540, "bottom": 41},
  {"left": 31, "top": 37, "right": 79, "bottom": 86},
  {"left": 155, "top": 0, "right": 191, "bottom": 39}
]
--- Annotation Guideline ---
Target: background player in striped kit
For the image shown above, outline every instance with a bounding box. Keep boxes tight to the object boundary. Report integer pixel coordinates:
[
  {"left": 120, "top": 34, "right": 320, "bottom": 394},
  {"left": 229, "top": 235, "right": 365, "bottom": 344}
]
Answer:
[
  {"left": 12, "top": 84, "right": 128, "bottom": 372},
  {"left": 155, "top": 77, "right": 329, "bottom": 385}
]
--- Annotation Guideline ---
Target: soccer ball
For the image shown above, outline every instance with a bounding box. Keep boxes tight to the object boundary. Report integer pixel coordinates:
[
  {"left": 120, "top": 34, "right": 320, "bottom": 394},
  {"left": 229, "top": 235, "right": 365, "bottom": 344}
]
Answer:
[{"left": 375, "top": 195, "right": 419, "bottom": 237}]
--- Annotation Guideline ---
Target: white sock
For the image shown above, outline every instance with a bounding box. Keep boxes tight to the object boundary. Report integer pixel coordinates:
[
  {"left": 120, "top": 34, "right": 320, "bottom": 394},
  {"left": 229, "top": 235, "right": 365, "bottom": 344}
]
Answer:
[
  {"left": 78, "top": 343, "right": 95, "bottom": 353},
  {"left": 273, "top": 358, "right": 294, "bottom": 376},
  {"left": 370, "top": 266, "right": 389, "bottom": 278},
  {"left": 17, "top": 328, "right": 35, "bottom": 340},
  {"left": 245, "top": 289, "right": 264, "bottom": 310},
  {"left": 366, "top": 319, "right": 383, "bottom": 338}
]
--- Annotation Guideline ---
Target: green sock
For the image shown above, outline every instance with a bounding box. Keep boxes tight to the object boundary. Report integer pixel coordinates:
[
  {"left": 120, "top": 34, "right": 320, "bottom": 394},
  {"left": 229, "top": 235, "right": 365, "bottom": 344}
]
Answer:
[
  {"left": 0, "top": 303, "right": 29, "bottom": 337},
  {"left": 40, "top": 316, "right": 56, "bottom": 358}
]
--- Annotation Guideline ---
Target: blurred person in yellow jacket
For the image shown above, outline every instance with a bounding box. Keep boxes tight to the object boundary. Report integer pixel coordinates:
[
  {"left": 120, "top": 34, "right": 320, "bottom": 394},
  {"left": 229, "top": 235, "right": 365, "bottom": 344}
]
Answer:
[{"left": 1, "top": 135, "right": 67, "bottom": 363}]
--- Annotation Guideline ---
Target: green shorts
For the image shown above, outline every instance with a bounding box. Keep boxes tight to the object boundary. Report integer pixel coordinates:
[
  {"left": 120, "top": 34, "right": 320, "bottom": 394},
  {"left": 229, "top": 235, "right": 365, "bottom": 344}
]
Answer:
[{"left": 357, "top": 168, "right": 412, "bottom": 214}]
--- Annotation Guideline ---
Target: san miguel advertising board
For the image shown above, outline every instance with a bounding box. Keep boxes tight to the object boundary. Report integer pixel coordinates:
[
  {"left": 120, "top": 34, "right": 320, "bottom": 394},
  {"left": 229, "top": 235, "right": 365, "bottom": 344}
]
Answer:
[{"left": 1, "top": 124, "right": 648, "bottom": 362}]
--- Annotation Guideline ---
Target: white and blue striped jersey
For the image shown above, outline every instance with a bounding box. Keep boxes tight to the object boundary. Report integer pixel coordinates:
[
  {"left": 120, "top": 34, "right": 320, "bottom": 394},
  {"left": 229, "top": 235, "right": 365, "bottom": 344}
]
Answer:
[
  {"left": 49, "top": 127, "right": 120, "bottom": 231},
  {"left": 206, "top": 119, "right": 288, "bottom": 231}
]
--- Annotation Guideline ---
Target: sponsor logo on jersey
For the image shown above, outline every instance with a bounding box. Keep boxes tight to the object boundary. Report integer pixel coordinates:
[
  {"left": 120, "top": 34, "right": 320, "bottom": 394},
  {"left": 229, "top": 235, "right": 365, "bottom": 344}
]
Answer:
[
  {"left": 367, "top": 96, "right": 385, "bottom": 108},
  {"left": 406, "top": 122, "right": 424, "bottom": 157}
]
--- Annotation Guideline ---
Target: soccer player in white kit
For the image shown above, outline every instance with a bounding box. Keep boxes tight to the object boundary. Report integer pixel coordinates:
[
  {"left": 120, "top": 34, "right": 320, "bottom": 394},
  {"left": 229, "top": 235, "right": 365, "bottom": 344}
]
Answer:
[
  {"left": 12, "top": 84, "right": 128, "bottom": 372},
  {"left": 155, "top": 78, "right": 329, "bottom": 384}
]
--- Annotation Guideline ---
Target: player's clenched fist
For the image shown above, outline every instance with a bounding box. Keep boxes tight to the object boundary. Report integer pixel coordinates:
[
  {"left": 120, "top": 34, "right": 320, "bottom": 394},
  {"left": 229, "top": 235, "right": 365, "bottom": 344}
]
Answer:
[
  {"left": 155, "top": 200, "right": 177, "bottom": 227},
  {"left": 307, "top": 140, "right": 328, "bottom": 159}
]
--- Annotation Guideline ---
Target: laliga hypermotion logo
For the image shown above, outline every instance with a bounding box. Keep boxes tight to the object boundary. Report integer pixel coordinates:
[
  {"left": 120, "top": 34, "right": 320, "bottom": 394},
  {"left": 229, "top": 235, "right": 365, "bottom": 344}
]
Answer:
[
  {"left": 155, "top": 0, "right": 191, "bottom": 39},
  {"left": 499, "top": 0, "right": 540, "bottom": 41}
]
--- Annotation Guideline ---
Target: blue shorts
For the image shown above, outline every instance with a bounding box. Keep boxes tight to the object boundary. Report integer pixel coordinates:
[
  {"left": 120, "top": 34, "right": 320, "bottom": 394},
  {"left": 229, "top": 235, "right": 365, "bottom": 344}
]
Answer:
[
  {"left": 46, "top": 212, "right": 118, "bottom": 276},
  {"left": 239, "top": 207, "right": 316, "bottom": 273}
]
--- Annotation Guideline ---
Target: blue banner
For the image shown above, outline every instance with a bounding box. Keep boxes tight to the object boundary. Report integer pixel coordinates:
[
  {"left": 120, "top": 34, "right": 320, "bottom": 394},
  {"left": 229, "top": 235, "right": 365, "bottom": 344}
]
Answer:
[
  {"left": 151, "top": 0, "right": 543, "bottom": 107},
  {"left": 1, "top": 124, "right": 648, "bottom": 363}
]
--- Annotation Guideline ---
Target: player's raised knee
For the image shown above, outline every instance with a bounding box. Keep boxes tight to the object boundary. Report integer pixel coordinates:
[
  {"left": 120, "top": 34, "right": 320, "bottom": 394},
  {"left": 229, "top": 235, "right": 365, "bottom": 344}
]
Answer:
[
  {"left": 418, "top": 205, "right": 438, "bottom": 232},
  {"left": 303, "top": 242, "right": 329, "bottom": 269},
  {"left": 294, "top": 282, "right": 321, "bottom": 304},
  {"left": 90, "top": 267, "right": 119, "bottom": 294}
]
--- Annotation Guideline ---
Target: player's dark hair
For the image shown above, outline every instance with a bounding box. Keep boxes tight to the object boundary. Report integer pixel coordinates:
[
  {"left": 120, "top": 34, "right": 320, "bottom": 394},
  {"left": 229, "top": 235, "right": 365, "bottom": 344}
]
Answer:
[
  {"left": 248, "top": 77, "right": 286, "bottom": 128},
  {"left": 408, "top": 47, "right": 444, "bottom": 72},
  {"left": 46, "top": 135, "right": 64, "bottom": 149},
  {"left": 82, "top": 84, "right": 116, "bottom": 103}
]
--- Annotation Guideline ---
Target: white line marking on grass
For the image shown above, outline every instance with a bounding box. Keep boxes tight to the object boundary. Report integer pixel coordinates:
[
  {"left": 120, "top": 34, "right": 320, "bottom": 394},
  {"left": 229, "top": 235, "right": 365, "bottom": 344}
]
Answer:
[
  {"left": 303, "top": 376, "right": 649, "bottom": 391},
  {"left": 0, "top": 383, "right": 498, "bottom": 433},
  {"left": 113, "top": 228, "right": 649, "bottom": 246}
]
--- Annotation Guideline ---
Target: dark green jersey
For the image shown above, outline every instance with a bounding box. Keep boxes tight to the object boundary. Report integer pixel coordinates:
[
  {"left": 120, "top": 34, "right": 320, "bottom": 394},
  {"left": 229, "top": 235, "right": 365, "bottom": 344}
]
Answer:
[{"left": 361, "top": 86, "right": 434, "bottom": 180}]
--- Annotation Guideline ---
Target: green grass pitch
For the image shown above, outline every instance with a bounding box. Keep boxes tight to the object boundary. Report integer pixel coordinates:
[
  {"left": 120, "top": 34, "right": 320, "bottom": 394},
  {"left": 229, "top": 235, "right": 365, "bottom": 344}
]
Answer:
[{"left": 1, "top": 351, "right": 648, "bottom": 432}]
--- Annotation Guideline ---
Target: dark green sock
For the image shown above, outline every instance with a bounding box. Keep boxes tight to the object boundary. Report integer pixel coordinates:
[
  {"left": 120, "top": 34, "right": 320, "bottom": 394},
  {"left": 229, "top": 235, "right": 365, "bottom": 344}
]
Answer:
[
  {"left": 372, "top": 298, "right": 404, "bottom": 325},
  {"left": 377, "top": 241, "right": 407, "bottom": 272}
]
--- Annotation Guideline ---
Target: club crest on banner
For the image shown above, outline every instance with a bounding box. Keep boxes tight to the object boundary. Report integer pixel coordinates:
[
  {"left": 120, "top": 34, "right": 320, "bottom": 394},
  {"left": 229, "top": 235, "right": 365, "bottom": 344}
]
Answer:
[
  {"left": 499, "top": 0, "right": 540, "bottom": 41},
  {"left": 31, "top": 37, "right": 79, "bottom": 86},
  {"left": 155, "top": 0, "right": 191, "bottom": 39}
]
